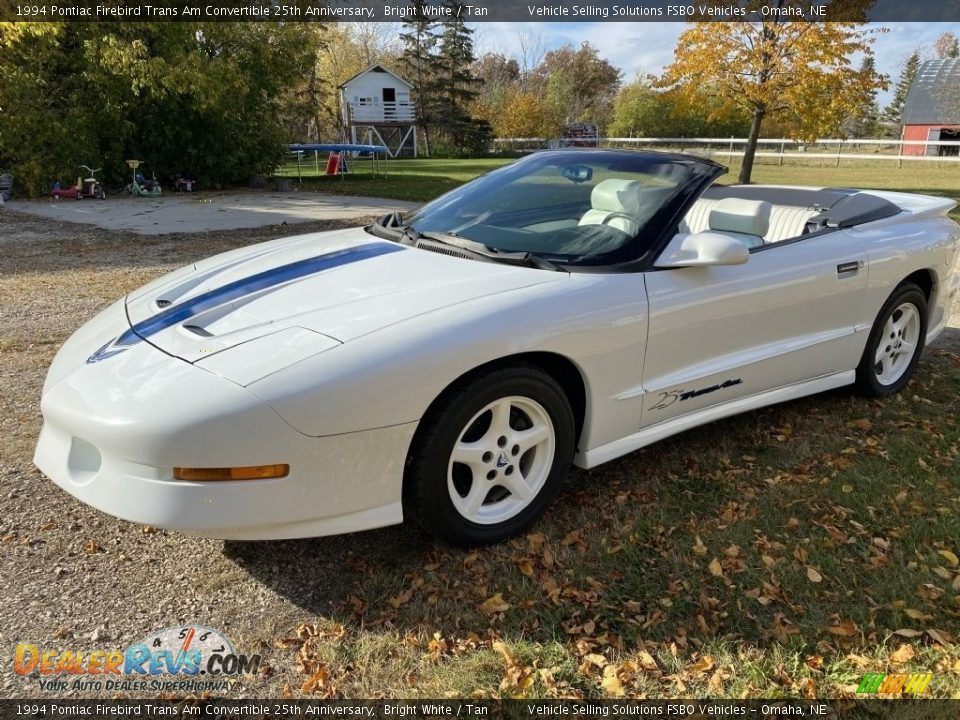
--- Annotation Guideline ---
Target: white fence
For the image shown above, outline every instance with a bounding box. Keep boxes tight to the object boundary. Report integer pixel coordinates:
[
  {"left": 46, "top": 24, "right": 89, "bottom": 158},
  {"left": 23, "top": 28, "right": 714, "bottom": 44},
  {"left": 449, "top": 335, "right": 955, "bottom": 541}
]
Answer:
[{"left": 492, "top": 136, "right": 960, "bottom": 165}]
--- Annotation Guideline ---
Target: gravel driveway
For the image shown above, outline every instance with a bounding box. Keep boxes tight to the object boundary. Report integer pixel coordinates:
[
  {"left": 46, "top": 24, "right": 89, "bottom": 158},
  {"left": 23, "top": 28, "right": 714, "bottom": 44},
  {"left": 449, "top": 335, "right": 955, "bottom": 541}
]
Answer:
[
  {"left": 12, "top": 191, "right": 418, "bottom": 235},
  {"left": 1, "top": 207, "right": 958, "bottom": 699}
]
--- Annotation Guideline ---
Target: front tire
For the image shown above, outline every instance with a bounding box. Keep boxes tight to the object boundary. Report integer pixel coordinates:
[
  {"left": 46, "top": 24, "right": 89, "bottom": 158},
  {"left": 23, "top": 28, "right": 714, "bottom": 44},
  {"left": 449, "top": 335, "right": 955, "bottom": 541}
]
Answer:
[
  {"left": 406, "top": 365, "right": 575, "bottom": 546},
  {"left": 855, "top": 282, "right": 927, "bottom": 396}
]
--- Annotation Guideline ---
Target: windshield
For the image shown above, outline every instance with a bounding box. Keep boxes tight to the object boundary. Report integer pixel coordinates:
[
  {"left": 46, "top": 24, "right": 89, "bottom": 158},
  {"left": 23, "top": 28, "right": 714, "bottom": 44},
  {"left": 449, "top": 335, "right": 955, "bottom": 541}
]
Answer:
[{"left": 402, "top": 150, "right": 714, "bottom": 265}]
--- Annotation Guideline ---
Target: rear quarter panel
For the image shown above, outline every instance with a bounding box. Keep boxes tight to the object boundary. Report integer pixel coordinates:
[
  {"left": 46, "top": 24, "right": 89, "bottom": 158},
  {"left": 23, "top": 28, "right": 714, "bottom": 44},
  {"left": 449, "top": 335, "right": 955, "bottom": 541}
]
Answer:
[{"left": 849, "top": 213, "right": 960, "bottom": 343}]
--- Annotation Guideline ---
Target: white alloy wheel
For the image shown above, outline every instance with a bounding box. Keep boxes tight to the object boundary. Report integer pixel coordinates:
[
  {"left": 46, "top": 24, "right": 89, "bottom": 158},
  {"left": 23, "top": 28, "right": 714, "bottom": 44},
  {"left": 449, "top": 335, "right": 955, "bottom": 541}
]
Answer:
[
  {"left": 447, "top": 395, "right": 556, "bottom": 525},
  {"left": 874, "top": 302, "right": 921, "bottom": 386}
]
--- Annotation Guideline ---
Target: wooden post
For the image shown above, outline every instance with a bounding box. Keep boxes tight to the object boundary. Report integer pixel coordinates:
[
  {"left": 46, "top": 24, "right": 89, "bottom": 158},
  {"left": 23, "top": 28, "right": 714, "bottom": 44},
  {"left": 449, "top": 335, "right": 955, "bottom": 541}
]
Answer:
[{"left": 835, "top": 140, "right": 842, "bottom": 168}]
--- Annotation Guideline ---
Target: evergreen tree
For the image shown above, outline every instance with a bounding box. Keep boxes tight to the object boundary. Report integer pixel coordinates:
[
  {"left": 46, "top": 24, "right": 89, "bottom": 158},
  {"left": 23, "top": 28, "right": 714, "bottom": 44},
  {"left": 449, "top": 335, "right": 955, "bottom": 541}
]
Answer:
[
  {"left": 847, "top": 55, "right": 882, "bottom": 137},
  {"left": 398, "top": 0, "right": 439, "bottom": 155},
  {"left": 882, "top": 52, "right": 921, "bottom": 135},
  {"left": 430, "top": 2, "right": 489, "bottom": 154}
]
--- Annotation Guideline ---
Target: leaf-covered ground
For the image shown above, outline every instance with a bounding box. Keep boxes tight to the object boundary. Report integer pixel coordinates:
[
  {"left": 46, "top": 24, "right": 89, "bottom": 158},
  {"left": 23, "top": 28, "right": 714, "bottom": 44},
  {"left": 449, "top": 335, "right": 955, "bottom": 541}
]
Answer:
[{"left": 280, "top": 345, "right": 959, "bottom": 699}]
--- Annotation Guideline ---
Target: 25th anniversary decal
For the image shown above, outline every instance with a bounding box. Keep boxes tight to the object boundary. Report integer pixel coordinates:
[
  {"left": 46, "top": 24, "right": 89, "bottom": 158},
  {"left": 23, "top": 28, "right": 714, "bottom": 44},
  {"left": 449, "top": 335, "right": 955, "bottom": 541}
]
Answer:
[{"left": 650, "top": 378, "right": 744, "bottom": 411}]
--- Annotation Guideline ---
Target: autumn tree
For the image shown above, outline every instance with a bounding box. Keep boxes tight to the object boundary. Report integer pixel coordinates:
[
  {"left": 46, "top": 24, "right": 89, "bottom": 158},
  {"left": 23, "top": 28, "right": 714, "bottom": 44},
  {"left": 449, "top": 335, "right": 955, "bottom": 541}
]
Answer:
[
  {"left": 610, "top": 78, "right": 750, "bottom": 139},
  {"left": 935, "top": 31, "right": 960, "bottom": 59},
  {"left": 660, "top": 10, "right": 885, "bottom": 183},
  {"left": 473, "top": 52, "right": 521, "bottom": 115},
  {"left": 530, "top": 43, "right": 622, "bottom": 130},
  {"left": 484, "top": 88, "right": 561, "bottom": 139}
]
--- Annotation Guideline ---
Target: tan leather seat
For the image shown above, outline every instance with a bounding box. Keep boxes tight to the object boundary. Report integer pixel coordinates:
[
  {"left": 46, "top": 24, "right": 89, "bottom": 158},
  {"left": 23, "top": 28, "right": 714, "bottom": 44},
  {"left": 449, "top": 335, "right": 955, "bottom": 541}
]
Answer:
[
  {"left": 579, "top": 179, "right": 643, "bottom": 236},
  {"left": 764, "top": 206, "right": 820, "bottom": 243},
  {"left": 681, "top": 197, "right": 819, "bottom": 244},
  {"left": 707, "top": 198, "right": 770, "bottom": 249}
]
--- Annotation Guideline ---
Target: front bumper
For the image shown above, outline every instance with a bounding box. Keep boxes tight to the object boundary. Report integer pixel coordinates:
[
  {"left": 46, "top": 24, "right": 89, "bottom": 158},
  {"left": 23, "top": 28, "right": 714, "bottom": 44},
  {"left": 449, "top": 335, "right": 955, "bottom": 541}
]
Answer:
[
  {"left": 34, "top": 305, "right": 416, "bottom": 540},
  {"left": 34, "top": 418, "right": 415, "bottom": 540}
]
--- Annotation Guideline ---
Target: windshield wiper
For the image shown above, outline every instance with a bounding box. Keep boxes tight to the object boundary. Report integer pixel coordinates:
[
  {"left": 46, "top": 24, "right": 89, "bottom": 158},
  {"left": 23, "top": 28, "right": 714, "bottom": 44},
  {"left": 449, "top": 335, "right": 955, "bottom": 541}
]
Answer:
[
  {"left": 366, "top": 211, "right": 407, "bottom": 241},
  {"left": 414, "top": 230, "right": 565, "bottom": 272}
]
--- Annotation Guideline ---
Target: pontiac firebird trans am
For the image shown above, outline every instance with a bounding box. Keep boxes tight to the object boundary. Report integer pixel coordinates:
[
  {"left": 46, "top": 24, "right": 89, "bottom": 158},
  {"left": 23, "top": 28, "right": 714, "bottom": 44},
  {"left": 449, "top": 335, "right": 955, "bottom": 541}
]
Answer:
[{"left": 35, "top": 150, "right": 960, "bottom": 545}]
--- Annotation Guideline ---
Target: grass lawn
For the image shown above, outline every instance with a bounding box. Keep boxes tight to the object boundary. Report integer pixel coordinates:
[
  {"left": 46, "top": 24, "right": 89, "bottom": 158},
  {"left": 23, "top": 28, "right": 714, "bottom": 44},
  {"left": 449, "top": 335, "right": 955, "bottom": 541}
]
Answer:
[
  {"left": 284, "top": 348, "right": 960, "bottom": 699},
  {"left": 271, "top": 154, "right": 960, "bottom": 699},
  {"left": 277, "top": 155, "right": 960, "bottom": 222}
]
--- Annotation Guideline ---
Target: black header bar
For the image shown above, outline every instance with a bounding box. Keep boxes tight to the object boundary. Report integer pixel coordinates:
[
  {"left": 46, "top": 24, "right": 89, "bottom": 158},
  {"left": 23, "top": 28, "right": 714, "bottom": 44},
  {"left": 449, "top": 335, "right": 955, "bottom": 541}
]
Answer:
[{"left": 1, "top": 0, "right": 959, "bottom": 22}]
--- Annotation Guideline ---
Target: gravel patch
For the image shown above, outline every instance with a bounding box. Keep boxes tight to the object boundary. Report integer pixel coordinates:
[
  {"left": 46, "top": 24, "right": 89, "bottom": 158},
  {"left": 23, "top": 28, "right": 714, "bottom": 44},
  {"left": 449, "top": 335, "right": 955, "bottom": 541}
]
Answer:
[{"left": 0, "top": 208, "right": 425, "bottom": 699}]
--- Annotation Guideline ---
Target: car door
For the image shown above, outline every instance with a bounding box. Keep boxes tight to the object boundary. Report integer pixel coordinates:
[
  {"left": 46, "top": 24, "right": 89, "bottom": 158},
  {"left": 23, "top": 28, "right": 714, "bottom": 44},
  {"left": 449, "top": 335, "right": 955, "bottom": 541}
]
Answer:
[{"left": 640, "top": 230, "right": 868, "bottom": 426}]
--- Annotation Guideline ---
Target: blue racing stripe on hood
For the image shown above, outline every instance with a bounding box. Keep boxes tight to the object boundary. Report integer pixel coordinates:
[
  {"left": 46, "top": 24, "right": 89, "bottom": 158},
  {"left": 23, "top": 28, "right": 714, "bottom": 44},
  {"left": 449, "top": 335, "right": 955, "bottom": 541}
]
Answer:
[{"left": 88, "top": 242, "right": 404, "bottom": 363}]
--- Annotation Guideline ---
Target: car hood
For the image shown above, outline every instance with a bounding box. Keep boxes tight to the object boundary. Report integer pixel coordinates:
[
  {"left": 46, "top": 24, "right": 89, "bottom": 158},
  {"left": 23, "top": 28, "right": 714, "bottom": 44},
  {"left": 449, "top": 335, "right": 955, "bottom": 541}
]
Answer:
[{"left": 123, "top": 226, "right": 563, "bottom": 364}]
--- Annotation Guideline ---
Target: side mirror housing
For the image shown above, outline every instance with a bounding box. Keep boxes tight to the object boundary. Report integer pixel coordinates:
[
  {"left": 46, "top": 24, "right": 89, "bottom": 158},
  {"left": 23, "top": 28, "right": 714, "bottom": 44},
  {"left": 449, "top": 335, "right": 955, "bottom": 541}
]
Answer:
[{"left": 656, "top": 231, "right": 750, "bottom": 268}]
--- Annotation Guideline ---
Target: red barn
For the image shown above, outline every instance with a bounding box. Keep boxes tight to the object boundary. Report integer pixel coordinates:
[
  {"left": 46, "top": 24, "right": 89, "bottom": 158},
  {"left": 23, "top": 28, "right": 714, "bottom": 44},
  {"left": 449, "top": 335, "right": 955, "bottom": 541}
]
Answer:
[{"left": 901, "top": 59, "right": 960, "bottom": 156}]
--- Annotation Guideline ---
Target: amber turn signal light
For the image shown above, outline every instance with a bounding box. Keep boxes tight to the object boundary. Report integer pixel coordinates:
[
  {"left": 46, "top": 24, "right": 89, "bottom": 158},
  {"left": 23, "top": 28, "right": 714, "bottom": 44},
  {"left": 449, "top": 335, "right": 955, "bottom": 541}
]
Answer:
[{"left": 173, "top": 464, "right": 290, "bottom": 481}]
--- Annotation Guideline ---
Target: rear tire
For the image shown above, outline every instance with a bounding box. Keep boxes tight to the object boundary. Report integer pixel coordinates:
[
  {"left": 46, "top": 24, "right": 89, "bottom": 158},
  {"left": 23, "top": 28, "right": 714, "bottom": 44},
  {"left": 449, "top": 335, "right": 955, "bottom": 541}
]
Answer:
[
  {"left": 405, "top": 365, "right": 575, "bottom": 547},
  {"left": 854, "top": 282, "right": 927, "bottom": 397}
]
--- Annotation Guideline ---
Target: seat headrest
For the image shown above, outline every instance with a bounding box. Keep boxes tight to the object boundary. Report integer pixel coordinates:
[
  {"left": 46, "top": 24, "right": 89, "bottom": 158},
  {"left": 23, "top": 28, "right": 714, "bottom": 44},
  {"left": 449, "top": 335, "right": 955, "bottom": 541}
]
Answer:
[
  {"left": 590, "top": 179, "right": 642, "bottom": 215},
  {"left": 709, "top": 198, "right": 771, "bottom": 238}
]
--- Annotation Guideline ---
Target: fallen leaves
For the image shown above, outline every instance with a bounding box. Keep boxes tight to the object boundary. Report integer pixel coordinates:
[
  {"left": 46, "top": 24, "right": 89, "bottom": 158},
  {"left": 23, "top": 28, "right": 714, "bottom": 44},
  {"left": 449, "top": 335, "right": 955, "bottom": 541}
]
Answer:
[
  {"left": 708, "top": 558, "right": 724, "bottom": 577},
  {"left": 480, "top": 593, "right": 510, "bottom": 616},
  {"left": 806, "top": 567, "right": 823, "bottom": 583},
  {"left": 893, "top": 628, "right": 924, "bottom": 638},
  {"left": 938, "top": 549, "right": 959, "bottom": 567},
  {"left": 600, "top": 665, "right": 625, "bottom": 696},
  {"left": 829, "top": 621, "right": 859, "bottom": 638},
  {"left": 686, "top": 655, "right": 716, "bottom": 674},
  {"left": 890, "top": 644, "right": 915, "bottom": 664},
  {"left": 516, "top": 557, "right": 535, "bottom": 577},
  {"left": 387, "top": 588, "right": 413, "bottom": 609},
  {"left": 300, "top": 665, "right": 334, "bottom": 696},
  {"left": 493, "top": 641, "right": 535, "bottom": 696}
]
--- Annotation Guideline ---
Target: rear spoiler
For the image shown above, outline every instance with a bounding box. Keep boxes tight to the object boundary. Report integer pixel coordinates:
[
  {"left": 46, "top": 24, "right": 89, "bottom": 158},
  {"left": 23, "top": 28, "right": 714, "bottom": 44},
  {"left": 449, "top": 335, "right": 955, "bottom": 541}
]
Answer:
[{"left": 859, "top": 189, "right": 957, "bottom": 220}]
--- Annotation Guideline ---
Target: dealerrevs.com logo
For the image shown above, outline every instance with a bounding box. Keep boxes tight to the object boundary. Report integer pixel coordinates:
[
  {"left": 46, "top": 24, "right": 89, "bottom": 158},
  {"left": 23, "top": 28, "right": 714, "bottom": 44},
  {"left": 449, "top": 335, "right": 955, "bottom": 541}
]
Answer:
[{"left": 14, "top": 625, "right": 262, "bottom": 693}]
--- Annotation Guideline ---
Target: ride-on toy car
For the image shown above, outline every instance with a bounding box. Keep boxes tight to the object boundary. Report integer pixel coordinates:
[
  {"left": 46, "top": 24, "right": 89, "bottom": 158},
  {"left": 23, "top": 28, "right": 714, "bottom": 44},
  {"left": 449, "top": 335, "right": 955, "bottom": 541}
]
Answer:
[
  {"left": 35, "top": 150, "right": 960, "bottom": 545},
  {"left": 51, "top": 165, "right": 105, "bottom": 200}
]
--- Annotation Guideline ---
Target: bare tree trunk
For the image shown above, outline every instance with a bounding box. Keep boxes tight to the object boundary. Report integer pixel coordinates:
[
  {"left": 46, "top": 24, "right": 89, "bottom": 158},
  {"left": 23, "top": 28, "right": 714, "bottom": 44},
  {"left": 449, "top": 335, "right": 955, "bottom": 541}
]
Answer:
[{"left": 739, "top": 108, "right": 765, "bottom": 184}]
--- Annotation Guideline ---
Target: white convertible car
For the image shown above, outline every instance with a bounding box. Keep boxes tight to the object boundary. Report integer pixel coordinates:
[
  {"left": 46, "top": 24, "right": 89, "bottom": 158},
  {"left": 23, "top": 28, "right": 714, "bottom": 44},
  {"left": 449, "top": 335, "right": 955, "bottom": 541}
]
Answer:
[{"left": 35, "top": 150, "right": 959, "bottom": 545}]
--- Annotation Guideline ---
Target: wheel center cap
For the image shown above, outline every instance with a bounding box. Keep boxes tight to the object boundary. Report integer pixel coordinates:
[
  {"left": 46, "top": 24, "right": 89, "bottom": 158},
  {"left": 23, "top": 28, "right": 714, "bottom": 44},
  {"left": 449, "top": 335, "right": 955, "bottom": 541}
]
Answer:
[{"left": 495, "top": 452, "right": 510, "bottom": 468}]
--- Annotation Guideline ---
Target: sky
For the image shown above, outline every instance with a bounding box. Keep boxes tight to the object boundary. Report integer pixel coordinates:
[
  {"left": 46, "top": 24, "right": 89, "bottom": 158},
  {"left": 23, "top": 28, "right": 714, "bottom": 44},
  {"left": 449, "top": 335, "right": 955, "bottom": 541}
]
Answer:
[{"left": 471, "top": 22, "right": 960, "bottom": 104}]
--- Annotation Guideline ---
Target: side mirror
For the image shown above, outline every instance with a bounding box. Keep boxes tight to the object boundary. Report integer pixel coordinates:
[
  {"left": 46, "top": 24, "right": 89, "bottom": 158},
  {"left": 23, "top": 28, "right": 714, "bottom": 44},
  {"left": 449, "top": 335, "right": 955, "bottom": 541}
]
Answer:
[
  {"left": 656, "top": 231, "right": 750, "bottom": 268},
  {"left": 561, "top": 164, "right": 593, "bottom": 184}
]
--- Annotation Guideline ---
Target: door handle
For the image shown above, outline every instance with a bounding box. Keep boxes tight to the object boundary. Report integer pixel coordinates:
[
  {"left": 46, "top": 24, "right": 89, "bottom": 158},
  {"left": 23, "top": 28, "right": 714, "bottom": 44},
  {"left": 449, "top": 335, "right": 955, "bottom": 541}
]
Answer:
[{"left": 837, "top": 261, "right": 862, "bottom": 276}]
